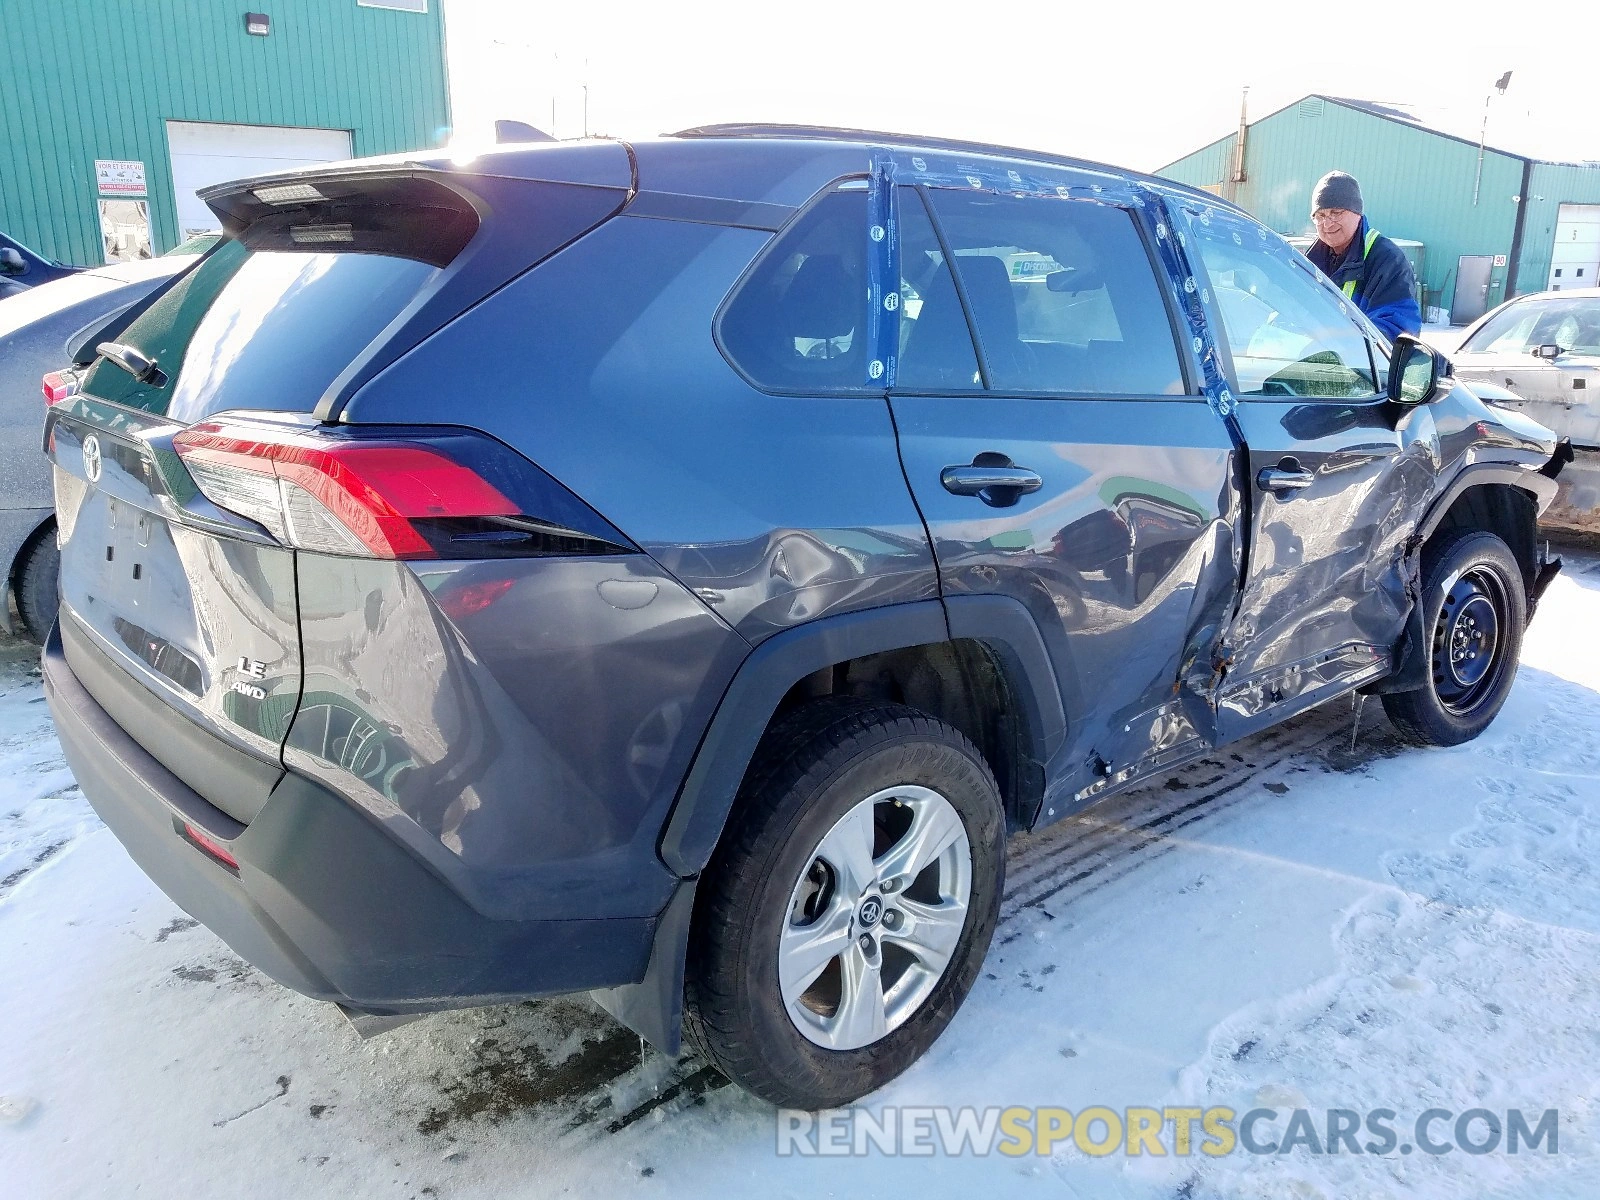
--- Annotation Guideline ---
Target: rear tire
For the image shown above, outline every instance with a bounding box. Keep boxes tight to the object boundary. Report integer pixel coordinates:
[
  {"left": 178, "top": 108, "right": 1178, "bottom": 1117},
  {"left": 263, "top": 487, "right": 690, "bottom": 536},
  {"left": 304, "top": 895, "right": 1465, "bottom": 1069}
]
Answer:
[
  {"left": 683, "top": 698, "right": 1004, "bottom": 1109},
  {"left": 1381, "top": 529, "right": 1525, "bottom": 747},
  {"left": 15, "top": 528, "right": 59, "bottom": 644}
]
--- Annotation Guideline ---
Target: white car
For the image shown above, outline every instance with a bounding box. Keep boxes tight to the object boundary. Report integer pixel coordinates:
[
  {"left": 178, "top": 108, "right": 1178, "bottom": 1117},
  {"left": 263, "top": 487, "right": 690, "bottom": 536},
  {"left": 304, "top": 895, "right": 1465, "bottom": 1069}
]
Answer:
[{"left": 1450, "top": 288, "right": 1600, "bottom": 532}]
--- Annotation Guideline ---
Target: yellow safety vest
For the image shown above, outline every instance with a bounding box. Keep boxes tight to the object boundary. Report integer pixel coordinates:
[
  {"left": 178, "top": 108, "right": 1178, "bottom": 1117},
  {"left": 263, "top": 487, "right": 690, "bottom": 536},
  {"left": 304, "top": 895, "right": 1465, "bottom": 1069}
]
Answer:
[{"left": 1341, "top": 228, "right": 1382, "bottom": 299}]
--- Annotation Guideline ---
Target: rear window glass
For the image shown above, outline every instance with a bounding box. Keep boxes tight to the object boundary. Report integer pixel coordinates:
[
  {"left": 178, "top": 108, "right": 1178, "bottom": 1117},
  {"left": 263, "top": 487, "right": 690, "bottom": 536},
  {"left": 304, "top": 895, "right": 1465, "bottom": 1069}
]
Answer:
[
  {"left": 924, "top": 189, "right": 1184, "bottom": 396},
  {"left": 81, "top": 178, "right": 477, "bottom": 420},
  {"left": 718, "top": 187, "right": 870, "bottom": 392}
]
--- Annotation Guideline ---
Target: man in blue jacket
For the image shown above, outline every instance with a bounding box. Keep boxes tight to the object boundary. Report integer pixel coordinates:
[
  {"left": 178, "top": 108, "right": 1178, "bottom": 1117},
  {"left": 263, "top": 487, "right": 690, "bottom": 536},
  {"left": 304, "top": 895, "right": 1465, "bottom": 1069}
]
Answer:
[{"left": 1304, "top": 171, "right": 1422, "bottom": 341}]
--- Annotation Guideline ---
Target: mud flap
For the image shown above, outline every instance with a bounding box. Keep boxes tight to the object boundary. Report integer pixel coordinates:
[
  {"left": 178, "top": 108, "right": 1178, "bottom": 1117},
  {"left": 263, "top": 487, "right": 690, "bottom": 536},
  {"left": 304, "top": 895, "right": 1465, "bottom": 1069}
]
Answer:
[
  {"left": 589, "top": 881, "right": 697, "bottom": 1058},
  {"left": 1530, "top": 542, "right": 1563, "bottom": 619}
]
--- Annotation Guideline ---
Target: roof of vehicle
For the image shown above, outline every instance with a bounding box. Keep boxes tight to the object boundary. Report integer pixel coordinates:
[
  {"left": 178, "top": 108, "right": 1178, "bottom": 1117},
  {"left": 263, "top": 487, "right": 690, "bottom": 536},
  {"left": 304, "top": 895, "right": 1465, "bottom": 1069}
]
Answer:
[
  {"left": 202, "top": 126, "right": 1240, "bottom": 216},
  {"left": 1502, "top": 287, "right": 1600, "bottom": 302},
  {"left": 667, "top": 123, "right": 1239, "bottom": 208}
]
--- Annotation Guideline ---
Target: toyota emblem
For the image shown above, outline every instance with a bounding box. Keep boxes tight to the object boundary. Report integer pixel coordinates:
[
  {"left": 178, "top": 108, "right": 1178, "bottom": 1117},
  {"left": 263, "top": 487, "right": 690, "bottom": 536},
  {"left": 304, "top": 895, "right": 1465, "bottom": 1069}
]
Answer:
[
  {"left": 82, "top": 434, "right": 102, "bottom": 483},
  {"left": 857, "top": 896, "right": 883, "bottom": 928}
]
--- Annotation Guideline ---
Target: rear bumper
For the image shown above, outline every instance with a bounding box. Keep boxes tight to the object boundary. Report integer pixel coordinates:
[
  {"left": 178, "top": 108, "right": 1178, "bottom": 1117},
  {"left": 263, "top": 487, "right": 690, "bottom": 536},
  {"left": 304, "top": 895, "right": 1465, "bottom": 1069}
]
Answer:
[{"left": 42, "top": 624, "right": 658, "bottom": 1013}]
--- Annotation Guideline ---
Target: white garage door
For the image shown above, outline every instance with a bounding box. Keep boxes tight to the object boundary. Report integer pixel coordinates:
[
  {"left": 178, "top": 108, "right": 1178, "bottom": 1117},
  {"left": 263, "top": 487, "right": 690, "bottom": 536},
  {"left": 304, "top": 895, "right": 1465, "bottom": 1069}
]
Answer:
[
  {"left": 167, "top": 121, "right": 353, "bottom": 240},
  {"left": 1548, "top": 203, "right": 1600, "bottom": 292}
]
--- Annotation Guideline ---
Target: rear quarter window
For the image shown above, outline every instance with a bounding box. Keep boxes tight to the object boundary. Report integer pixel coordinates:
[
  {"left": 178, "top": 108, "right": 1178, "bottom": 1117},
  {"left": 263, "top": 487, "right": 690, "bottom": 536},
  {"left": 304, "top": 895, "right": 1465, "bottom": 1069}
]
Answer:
[{"left": 717, "top": 187, "right": 870, "bottom": 393}]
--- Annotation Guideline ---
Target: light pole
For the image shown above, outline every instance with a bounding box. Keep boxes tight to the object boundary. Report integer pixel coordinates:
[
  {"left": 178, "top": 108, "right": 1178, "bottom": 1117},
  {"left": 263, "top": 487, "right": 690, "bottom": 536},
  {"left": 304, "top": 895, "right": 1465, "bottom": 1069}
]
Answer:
[{"left": 1473, "top": 70, "right": 1512, "bottom": 207}]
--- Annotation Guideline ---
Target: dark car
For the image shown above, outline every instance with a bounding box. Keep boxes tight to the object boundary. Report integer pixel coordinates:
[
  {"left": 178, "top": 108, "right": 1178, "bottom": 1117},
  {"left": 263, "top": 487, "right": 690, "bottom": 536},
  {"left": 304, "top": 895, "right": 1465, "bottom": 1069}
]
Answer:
[
  {"left": 39, "top": 127, "right": 1566, "bottom": 1109},
  {"left": 0, "top": 256, "right": 196, "bottom": 639},
  {"left": 0, "top": 231, "right": 82, "bottom": 296}
]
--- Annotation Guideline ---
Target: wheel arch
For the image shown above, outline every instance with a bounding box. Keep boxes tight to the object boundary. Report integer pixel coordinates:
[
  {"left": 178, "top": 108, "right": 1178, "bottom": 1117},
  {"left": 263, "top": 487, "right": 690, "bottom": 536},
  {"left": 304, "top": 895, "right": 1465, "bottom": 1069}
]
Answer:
[
  {"left": 593, "top": 596, "right": 1066, "bottom": 1055},
  {"left": 1367, "top": 469, "right": 1552, "bottom": 697},
  {"left": 1418, "top": 469, "right": 1549, "bottom": 594}
]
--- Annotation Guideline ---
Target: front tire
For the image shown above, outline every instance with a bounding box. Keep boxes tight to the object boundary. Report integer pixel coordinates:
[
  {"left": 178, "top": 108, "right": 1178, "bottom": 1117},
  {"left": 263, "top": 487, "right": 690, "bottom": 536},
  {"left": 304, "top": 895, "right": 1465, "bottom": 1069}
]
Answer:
[
  {"left": 683, "top": 698, "right": 1004, "bottom": 1109},
  {"left": 1382, "top": 529, "right": 1526, "bottom": 747}
]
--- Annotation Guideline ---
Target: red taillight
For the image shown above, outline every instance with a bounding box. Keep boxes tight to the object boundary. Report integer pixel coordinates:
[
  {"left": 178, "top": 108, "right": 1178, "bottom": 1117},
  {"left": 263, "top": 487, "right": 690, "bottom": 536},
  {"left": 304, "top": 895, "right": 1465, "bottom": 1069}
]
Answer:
[
  {"left": 173, "top": 421, "right": 518, "bottom": 559},
  {"left": 181, "top": 822, "right": 240, "bottom": 871},
  {"left": 42, "top": 371, "right": 78, "bottom": 406}
]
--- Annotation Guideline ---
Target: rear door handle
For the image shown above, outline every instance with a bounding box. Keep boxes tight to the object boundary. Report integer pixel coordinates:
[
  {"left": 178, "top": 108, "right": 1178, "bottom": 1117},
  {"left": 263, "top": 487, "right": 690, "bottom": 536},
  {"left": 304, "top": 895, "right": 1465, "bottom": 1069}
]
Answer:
[
  {"left": 1257, "top": 460, "right": 1315, "bottom": 493},
  {"left": 940, "top": 461, "right": 1043, "bottom": 507}
]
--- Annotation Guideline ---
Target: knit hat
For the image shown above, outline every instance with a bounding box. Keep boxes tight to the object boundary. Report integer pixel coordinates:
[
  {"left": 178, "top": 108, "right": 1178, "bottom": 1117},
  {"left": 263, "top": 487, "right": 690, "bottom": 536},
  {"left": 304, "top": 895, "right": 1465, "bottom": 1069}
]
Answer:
[{"left": 1311, "top": 171, "right": 1363, "bottom": 216}]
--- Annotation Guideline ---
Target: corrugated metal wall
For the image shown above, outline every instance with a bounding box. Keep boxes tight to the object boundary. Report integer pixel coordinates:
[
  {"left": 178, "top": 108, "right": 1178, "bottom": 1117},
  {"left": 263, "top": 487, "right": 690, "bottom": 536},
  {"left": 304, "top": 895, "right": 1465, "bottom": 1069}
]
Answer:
[
  {"left": 0, "top": 0, "right": 450, "bottom": 263},
  {"left": 1518, "top": 164, "right": 1600, "bottom": 294},
  {"left": 1160, "top": 97, "right": 1531, "bottom": 312}
]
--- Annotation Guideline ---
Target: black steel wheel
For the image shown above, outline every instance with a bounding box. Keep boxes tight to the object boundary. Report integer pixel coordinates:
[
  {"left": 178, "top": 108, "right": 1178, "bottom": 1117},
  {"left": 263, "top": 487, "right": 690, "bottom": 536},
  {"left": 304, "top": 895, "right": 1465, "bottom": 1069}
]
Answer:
[{"left": 1383, "top": 529, "right": 1526, "bottom": 747}]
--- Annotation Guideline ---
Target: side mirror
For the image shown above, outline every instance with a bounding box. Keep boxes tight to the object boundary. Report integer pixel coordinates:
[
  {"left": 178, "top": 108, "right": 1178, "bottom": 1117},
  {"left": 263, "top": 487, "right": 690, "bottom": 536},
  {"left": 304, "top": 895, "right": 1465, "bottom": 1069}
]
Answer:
[
  {"left": 1536, "top": 343, "right": 1562, "bottom": 360},
  {"left": 0, "top": 247, "right": 24, "bottom": 275},
  {"left": 1389, "top": 335, "right": 1441, "bottom": 406}
]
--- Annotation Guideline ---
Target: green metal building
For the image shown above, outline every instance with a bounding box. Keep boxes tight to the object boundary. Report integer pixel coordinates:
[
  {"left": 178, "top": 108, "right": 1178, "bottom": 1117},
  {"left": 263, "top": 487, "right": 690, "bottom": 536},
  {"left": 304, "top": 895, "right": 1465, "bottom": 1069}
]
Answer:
[
  {"left": 1159, "top": 94, "right": 1600, "bottom": 324},
  {"left": 0, "top": 0, "right": 450, "bottom": 265}
]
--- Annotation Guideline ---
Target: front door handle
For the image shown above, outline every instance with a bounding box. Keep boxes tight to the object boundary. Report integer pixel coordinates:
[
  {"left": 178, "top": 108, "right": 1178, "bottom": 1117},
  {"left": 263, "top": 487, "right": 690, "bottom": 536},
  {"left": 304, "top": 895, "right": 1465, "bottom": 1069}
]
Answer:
[
  {"left": 941, "top": 459, "right": 1043, "bottom": 507},
  {"left": 1257, "top": 459, "right": 1315, "bottom": 493}
]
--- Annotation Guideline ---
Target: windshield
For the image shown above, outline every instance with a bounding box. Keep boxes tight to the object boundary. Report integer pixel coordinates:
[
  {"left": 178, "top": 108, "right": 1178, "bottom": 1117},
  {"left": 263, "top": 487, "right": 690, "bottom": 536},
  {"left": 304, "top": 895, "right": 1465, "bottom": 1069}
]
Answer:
[{"left": 1461, "top": 296, "right": 1600, "bottom": 356}]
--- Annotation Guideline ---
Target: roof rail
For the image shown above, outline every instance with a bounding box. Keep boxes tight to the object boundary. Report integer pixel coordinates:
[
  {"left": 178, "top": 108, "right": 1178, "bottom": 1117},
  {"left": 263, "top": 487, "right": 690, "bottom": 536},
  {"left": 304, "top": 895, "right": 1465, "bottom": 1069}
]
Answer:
[{"left": 668, "top": 123, "right": 1236, "bottom": 208}]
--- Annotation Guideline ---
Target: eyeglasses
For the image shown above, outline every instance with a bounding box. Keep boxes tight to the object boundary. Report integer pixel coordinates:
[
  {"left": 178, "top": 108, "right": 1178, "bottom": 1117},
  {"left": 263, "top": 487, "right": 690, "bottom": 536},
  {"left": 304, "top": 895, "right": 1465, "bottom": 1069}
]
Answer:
[{"left": 1311, "top": 210, "right": 1353, "bottom": 226}]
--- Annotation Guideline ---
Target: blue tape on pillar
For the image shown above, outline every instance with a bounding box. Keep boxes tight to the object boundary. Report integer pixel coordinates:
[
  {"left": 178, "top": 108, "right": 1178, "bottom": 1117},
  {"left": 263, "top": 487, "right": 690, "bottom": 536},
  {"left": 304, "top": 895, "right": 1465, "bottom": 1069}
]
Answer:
[
  {"left": 891, "top": 148, "right": 1128, "bottom": 203},
  {"left": 1136, "top": 186, "right": 1237, "bottom": 422},
  {"left": 866, "top": 150, "right": 901, "bottom": 387}
]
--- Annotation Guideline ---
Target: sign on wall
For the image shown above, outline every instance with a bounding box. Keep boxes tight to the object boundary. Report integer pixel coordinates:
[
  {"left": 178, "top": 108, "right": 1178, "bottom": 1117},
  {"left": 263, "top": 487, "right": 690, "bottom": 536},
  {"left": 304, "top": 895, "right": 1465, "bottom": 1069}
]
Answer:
[
  {"left": 1493, "top": 254, "right": 1508, "bottom": 267},
  {"left": 95, "top": 159, "right": 147, "bottom": 197}
]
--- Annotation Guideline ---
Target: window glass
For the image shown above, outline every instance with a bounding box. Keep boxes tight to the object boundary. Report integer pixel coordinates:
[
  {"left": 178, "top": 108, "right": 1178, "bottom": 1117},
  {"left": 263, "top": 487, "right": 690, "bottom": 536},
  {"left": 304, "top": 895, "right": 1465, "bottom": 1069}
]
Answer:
[
  {"left": 80, "top": 176, "right": 480, "bottom": 420},
  {"left": 1460, "top": 297, "right": 1600, "bottom": 356},
  {"left": 719, "top": 188, "right": 869, "bottom": 392},
  {"left": 923, "top": 189, "right": 1184, "bottom": 396},
  {"left": 895, "top": 188, "right": 981, "bottom": 390},
  {"left": 80, "top": 239, "right": 439, "bottom": 421},
  {"left": 1186, "top": 212, "right": 1377, "bottom": 399}
]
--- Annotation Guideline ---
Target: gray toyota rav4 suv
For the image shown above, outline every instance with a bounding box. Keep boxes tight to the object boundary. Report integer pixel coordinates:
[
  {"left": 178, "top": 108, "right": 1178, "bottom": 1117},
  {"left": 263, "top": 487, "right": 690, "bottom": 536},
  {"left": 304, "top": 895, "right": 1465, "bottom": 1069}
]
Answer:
[{"left": 40, "top": 126, "right": 1566, "bottom": 1109}]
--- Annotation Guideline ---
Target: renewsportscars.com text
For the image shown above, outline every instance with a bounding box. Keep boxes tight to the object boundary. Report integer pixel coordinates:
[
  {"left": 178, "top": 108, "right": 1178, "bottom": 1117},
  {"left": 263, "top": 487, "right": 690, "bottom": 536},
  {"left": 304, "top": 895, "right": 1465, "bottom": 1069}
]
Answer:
[{"left": 776, "top": 1105, "right": 1559, "bottom": 1158}]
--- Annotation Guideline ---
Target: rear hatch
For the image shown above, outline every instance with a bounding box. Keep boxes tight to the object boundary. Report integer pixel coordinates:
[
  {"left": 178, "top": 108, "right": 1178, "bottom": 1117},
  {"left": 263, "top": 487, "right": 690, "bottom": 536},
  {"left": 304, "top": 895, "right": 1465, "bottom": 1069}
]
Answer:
[{"left": 45, "top": 149, "right": 633, "bottom": 827}]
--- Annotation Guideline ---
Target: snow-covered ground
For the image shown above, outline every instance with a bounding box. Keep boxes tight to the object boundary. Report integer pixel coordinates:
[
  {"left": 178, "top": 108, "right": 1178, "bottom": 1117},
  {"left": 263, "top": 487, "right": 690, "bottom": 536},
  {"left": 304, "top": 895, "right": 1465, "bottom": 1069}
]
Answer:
[{"left": 6, "top": 557, "right": 1600, "bottom": 1198}]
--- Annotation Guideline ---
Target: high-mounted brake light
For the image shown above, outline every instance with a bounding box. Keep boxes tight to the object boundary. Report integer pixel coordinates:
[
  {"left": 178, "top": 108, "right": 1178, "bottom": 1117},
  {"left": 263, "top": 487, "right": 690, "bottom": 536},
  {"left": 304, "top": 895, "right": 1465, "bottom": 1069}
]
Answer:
[
  {"left": 42, "top": 371, "right": 78, "bottom": 406},
  {"left": 173, "top": 420, "right": 520, "bottom": 559},
  {"left": 253, "top": 182, "right": 325, "bottom": 205}
]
